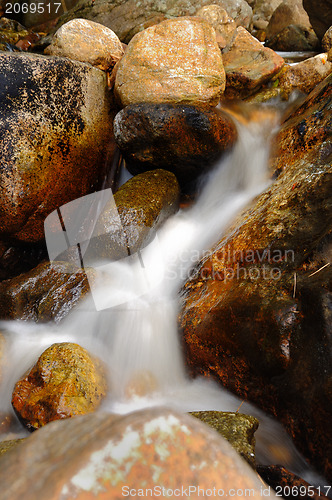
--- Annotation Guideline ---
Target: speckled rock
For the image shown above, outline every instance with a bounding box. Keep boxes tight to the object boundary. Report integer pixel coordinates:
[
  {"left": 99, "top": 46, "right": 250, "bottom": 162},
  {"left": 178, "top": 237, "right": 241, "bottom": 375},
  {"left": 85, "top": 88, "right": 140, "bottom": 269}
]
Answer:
[
  {"left": 266, "top": 0, "right": 312, "bottom": 40},
  {"left": 303, "top": 0, "right": 332, "bottom": 40},
  {"left": 181, "top": 76, "right": 332, "bottom": 480},
  {"left": 0, "top": 52, "right": 114, "bottom": 243},
  {"left": 114, "top": 17, "right": 225, "bottom": 107},
  {"left": 265, "top": 24, "right": 319, "bottom": 52},
  {"left": 0, "top": 408, "right": 278, "bottom": 500},
  {"left": 279, "top": 54, "right": 332, "bottom": 96},
  {"left": 190, "top": 411, "right": 258, "bottom": 466},
  {"left": 12, "top": 343, "right": 107, "bottom": 431},
  {"left": 44, "top": 18, "right": 124, "bottom": 71},
  {"left": 52, "top": 0, "right": 251, "bottom": 44},
  {"left": 114, "top": 103, "right": 237, "bottom": 190},
  {"left": 0, "top": 261, "right": 95, "bottom": 323},
  {"left": 322, "top": 26, "right": 332, "bottom": 53},
  {"left": 195, "top": 4, "right": 237, "bottom": 47},
  {"left": 85, "top": 169, "right": 180, "bottom": 261},
  {"left": 222, "top": 26, "right": 284, "bottom": 99}
]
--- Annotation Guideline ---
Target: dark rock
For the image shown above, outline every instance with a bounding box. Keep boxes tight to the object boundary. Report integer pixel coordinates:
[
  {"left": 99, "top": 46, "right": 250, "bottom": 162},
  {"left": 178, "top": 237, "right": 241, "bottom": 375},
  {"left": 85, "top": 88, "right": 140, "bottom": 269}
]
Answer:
[
  {"left": 322, "top": 26, "right": 332, "bottom": 53},
  {"left": 180, "top": 76, "right": 332, "bottom": 480},
  {"left": 303, "top": 0, "right": 332, "bottom": 40},
  {"left": 265, "top": 25, "right": 319, "bottom": 52},
  {"left": 222, "top": 27, "right": 284, "bottom": 99},
  {"left": 0, "top": 17, "right": 29, "bottom": 50},
  {"left": 0, "top": 261, "right": 95, "bottom": 322},
  {"left": 0, "top": 407, "right": 278, "bottom": 500},
  {"left": 0, "top": 240, "right": 48, "bottom": 281},
  {"left": 114, "top": 103, "right": 237, "bottom": 190},
  {"left": 0, "top": 52, "right": 115, "bottom": 243},
  {"left": 190, "top": 411, "right": 258, "bottom": 466},
  {"left": 12, "top": 342, "right": 107, "bottom": 431}
]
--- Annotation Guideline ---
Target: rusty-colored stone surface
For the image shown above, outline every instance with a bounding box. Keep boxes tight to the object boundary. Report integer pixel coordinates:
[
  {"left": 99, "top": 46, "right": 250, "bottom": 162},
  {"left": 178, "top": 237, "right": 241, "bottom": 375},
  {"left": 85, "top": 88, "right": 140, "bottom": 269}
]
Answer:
[
  {"left": 0, "top": 52, "right": 115, "bottom": 243},
  {"left": 222, "top": 27, "right": 284, "bottom": 99},
  {"left": 0, "top": 261, "right": 95, "bottom": 322},
  {"left": 45, "top": 18, "right": 124, "bottom": 71},
  {"left": 114, "top": 103, "right": 237, "bottom": 189},
  {"left": 114, "top": 17, "right": 225, "bottom": 108},
  {"left": 12, "top": 343, "right": 107, "bottom": 431},
  {"left": 0, "top": 408, "right": 278, "bottom": 500},
  {"left": 180, "top": 79, "right": 332, "bottom": 479},
  {"left": 279, "top": 54, "right": 332, "bottom": 96}
]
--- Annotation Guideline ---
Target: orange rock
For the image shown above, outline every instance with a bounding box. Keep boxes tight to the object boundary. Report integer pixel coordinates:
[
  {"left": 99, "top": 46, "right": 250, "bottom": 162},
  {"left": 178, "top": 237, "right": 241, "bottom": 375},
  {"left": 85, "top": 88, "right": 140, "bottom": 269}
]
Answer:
[
  {"left": 114, "top": 17, "right": 225, "bottom": 107},
  {"left": 12, "top": 343, "right": 107, "bottom": 430}
]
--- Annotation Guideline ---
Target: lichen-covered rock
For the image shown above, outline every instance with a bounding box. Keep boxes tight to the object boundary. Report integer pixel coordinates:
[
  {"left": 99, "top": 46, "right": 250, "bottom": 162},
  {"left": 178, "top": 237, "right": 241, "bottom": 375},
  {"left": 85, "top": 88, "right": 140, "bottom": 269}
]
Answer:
[
  {"left": 12, "top": 343, "right": 107, "bottom": 431},
  {"left": 222, "top": 26, "right": 284, "bottom": 98},
  {"left": 266, "top": 0, "right": 312, "bottom": 39},
  {"left": 85, "top": 169, "right": 180, "bottom": 261},
  {"left": 114, "top": 17, "right": 225, "bottom": 107},
  {"left": 303, "top": 0, "right": 332, "bottom": 40},
  {"left": 322, "top": 26, "right": 332, "bottom": 53},
  {"left": 0, "top": 408, "right": 278, "bottom": 500},
  {"left": 181, "top": 76, "right": 332, "bottom": 480},
  {"left": 195, "top": 4, "right": 237, "bottom": 47},
  {"left": 0, "top": 261, "right": 95, "bottom": 323},
  {"left": 279, "top": 54, "right": 332, "bottom": 98},
  {"left": 265, "top": 24, "right": 319, "bottom": 52},
  {"left": 0, "top": 52, "right": 114, "bottom": 243},
  {"left": 113, "top": 103, "right": 237, "bottom": 189},
  {"left": 190, "top": 411, "right": 258, "bottom": 466},
  {"left": 44, "top": 18, "right": 124, "bottom": 71}
]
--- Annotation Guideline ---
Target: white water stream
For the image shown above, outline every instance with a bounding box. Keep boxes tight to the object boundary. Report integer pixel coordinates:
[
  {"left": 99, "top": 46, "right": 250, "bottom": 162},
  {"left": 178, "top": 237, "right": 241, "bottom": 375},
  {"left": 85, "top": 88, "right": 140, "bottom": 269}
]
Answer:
[{"left": 0, "top": 108, "right": 325, "bottom": 485}]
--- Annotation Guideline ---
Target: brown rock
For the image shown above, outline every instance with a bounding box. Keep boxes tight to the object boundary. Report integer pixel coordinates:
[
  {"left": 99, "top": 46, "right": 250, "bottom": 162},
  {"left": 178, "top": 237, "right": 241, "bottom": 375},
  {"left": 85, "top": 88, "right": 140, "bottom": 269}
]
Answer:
[
  {"left": 12, "top": 342, "right": 107, "bottom": 430},
  {"left": 0, "top": 52, "right": 115, "bottom": 243},
  {"left": 279, "top": 54, "right": 332, "bottom": 97},
  {"left": 266, "top": 0, "right": 312, "bottom": 39},
  {"left": 214, "top": 0, "right": 253, "bottom": 29},
  {"left": 195, "top": 4, "right": 237, "bottom": 47},
  {"left": 303, "top": 0, "right": 332, "bottom": 40},
  {"left": 222, "top": 26, "right": 284, "bottom": 99},
  {"left": 114, "top": 17, "right": 225, "bottom": 108},
  {"left": 265, "top": 24, "right": 319, "bottom": 52},
  {"left": 0, "top": 438, "right": 25, "bottom": 457},
  {"left": 322, "top": 26, "right": 332, "bottom": 53},
  {"left": 0, "top": 408, "right": 278, "bottom": 500},
  {"left": 0, "top": 261, "right": 94, "bottom": 323},
  {"left": 252, "top": 0, "right": 283, "bottom": 30},
  {"left": 44, "top": 18, "right": 124, "bottom": 71},
  {"left": 113, "top": 103, "right": 237, "bottom": 190},
  {"left": 181, "top": 76, "right": 332, "bottom": 479}
]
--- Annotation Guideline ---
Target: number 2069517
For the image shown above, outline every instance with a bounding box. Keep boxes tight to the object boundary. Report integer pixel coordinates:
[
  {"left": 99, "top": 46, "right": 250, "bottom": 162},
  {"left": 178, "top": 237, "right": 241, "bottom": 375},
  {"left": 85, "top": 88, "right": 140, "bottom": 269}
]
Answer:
[{"left": 5, "top": 3, "right": 62, "bottom": 14}]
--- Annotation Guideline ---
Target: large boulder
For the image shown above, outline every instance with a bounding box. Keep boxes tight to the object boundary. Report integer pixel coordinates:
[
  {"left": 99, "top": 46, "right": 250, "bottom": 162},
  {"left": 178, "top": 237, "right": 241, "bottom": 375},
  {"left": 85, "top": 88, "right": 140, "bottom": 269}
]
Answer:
[
  {"left": 266, "top": 0, "right": 312, "bottom": 39},
  {"left": 279, "top": 53, "right": 332, "bottom": 96},
  {"left": 0, "top": 52, "right": 114, "bottom": 243},
  {"left": 114, "top": 17, "right": 225, "bottom": 108},
  {"left": 180, "top": 74, "right": 332, "bottom": 480},
  {"left": 113, "top": 103, "right": 237, "bottom": 189},
  {"left": 0, "top": 407, "right": 278, "bottom": 500},
  {"left": 303, "top": 0, "right": 332, "bottom": 40}
]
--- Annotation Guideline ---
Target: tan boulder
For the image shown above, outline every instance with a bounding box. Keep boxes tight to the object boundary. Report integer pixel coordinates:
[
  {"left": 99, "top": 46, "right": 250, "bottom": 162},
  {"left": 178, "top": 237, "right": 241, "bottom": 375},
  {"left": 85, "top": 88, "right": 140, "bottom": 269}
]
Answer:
[
  {"left": 195, "top": 4, "right": 237, "bottom": 47},
  {"left": 114, "top": 17, "right": 225, "bottom": 107},
  {"left": 45, "top": 18, "right": 124, "bottom": 71},
  {"left": 279, "top": 53, "right": 332, "bottom": 95},
  {"left": 222, "top": 26, "right": 284, "bottom": 98},
  {"left": 12, "top": 343, "right": 107, "bottom": 430},
  {"left": 266, "top": 0, "right": 312, "bottom": 39}
]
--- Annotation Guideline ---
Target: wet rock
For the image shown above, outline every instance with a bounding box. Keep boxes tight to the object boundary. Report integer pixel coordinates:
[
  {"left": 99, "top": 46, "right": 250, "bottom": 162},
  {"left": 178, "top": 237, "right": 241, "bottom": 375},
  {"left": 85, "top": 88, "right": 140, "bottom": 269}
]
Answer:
[
  {"left": 0, "top": 52, "right": 114, "bottom": 243},
  {"left": 52, "top": 0, "right": 251, "bottom": 44},
  {"left": 322, "top": 27, "right": 332, "bottom": 53},
  {"left": 181, "top": 77, "right": 332, "bottom": 479},
  {"left": 190, "top": 411, "right": 258, "bottom": 466},
  {"left": 0, "top": 241, "right": 48, "bottom": 281},
  {"left": 222, "top": 26, "right": 284, "bottom": 99},
  {"left": 0, "top": 407, "right": 278, "bottom": 500},
  {"left": 44, "top": 18, "right": 124, "bottom": 71},
  {"left": 0, "top": 438, "right": 25, "bottom": 457},
  {"left": 86, "top": 169, "right": 180, "bottom": 261},
  {"left": 0, "top": 332, "right": 5, "bottom": 383},
  {"left": 302, "top": 0, "right": 332, "bottom": 40},
  {"left": 0, "top": 17, "right": 29, "bottom": 50},
  {"left": 278, "top": 54, "right": 332, "bottom": 104},
  {"left": 195, "top": 5, "right": 237, "bottom": 47},
  {"left": 0, "top": 261, "right": 95, "bottom": 323},
  {"left": 114, "top": 17, "right": 225, "bottom": 108},
  {"left": 266, "top": 0, "right": 312, "bottom": 40},
  {"left": 257, "top": 465, "right": 331, "bottom": 500},
  {"left": 114, "top": 103, "right": 237, "bottom": 190},
  {"left": 12, "top": 342, "right": 107, "bottom": 431},
  {"left": 265, "top": 25, "right": 319, "bottom": 52}
]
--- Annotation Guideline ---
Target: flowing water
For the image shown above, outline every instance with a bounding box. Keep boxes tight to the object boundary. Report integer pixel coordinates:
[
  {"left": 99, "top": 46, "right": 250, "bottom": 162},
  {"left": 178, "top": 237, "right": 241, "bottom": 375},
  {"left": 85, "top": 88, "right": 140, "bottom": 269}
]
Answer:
[{"left": 0, "top": 106, "right": 326, "bottom": 485}]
